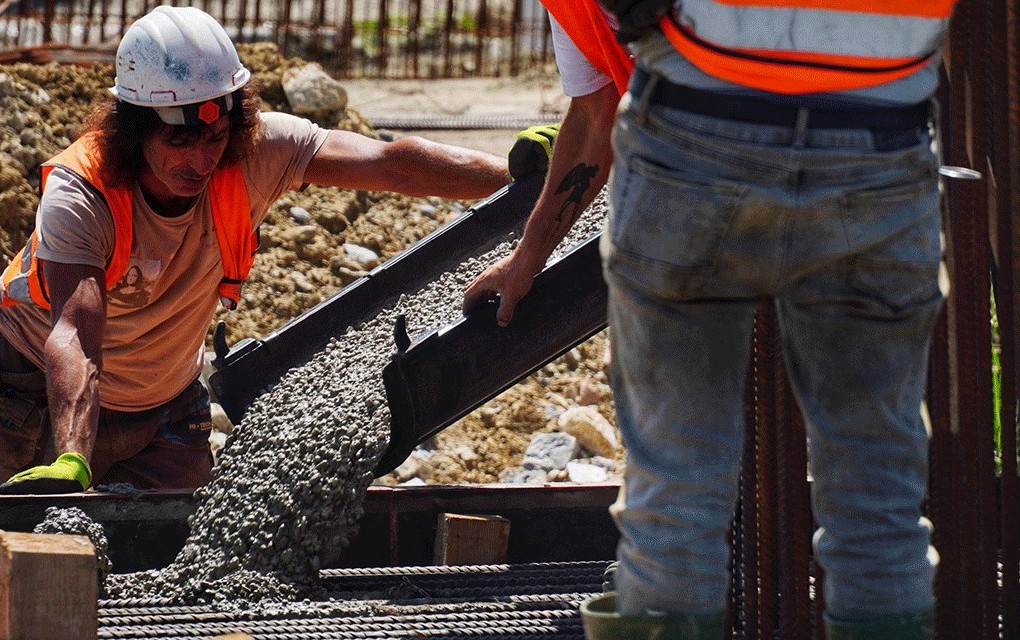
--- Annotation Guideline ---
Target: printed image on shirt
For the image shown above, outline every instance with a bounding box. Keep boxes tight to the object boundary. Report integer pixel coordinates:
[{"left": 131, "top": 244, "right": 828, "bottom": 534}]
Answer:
[{"left": 108, "top": 259, "right": 160, "bottom": 308}]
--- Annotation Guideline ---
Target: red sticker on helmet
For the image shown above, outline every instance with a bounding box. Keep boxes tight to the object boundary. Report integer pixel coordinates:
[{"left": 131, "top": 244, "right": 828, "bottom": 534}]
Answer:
[{"left": 197, "top": 100, "right": 221, "bottom": 125}]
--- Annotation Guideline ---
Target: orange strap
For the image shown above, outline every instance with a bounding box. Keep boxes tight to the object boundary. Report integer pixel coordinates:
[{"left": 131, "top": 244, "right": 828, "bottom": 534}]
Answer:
[
  {"left": 41, "top": 134, "right": 134, "bottom": 291},
  {"left": 208, "top": 165, "right": 257, "bottom": 310},
  {"left": 713, "top": 0, "right": 956, "bottom": 19},
  {"left": 659, "top": 14, "right": 935, "bottom": 94}
]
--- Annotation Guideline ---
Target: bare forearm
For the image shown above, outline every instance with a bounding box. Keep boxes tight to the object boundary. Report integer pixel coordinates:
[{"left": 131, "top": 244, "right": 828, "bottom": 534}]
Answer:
[
  {"left": 462, "top": 85, "right": 621, "bottom": 327},
  {"left": 386, "top": 137, "right": 511, "bottom": 198},
  {"left": 43, "top": 263, "right": 106, "bottom": 461},
  {"left": 514, "top": 85, "right": 617, "bottom": 268},
  {"left": 44, "top": 332, "right": 101, "bottom": 457}
]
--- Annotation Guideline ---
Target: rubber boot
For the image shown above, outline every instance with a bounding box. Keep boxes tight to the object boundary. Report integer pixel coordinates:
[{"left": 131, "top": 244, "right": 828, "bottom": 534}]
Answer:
[
  {"left": 580, "top": 593, "right": 726, "bottom": 640},
  {"left": 825, "top": 609, "right": 934, "bottom": 640}
]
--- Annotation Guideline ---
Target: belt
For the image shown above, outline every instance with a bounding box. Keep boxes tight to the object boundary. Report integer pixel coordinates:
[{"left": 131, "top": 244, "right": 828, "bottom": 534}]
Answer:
[{"left": 632, "top": 69, "right": 930, "bottom": 131}]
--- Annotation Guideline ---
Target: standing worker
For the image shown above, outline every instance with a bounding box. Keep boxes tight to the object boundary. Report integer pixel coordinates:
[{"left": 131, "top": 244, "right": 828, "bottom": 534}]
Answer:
[
  {"left": 473, "top": 0, "right": 958, "bottom": 638},
  {"left": 0, "top": 5, "right": 553, "bottom": 495}
]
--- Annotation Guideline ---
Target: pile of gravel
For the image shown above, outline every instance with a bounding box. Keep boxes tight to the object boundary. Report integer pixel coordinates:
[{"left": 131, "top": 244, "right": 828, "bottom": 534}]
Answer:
[{"left": 101, "top": 193, "right": 609, "bottom": 611}]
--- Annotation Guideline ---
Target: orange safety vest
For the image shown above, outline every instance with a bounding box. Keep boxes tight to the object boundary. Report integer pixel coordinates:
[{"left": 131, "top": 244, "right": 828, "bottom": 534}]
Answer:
[
  {"left": 1, "top": 132, "right": 257, "bottom": 311},
  {"left": 659, "top": 0, "right": 958, "bottom": 94},
  {"left": 541, "top": 0, "right": 634, "bottom": 96}
]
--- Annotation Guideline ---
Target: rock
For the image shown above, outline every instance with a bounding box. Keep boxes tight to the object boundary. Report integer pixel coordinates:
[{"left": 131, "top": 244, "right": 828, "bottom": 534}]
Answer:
[
  {"left": 452, "top": 445, "right": 478, "bottom": 462},
  {"left": 558, "top": 405, "right": 621, "bottom": 458},
  {"left": 502, "top": 467, "right": 549, "bottom": 484},
  {"left": 280, "top": 224, "right": 319, "bottom": 243},
  {"left": 571, "top": 377, "right": 603, "bottom": 406},
  {"left": 521, "top": 431, "right": 578, "bottom": 472},
  {"left": 392, "top": 457, "right": 420, "bottom": 482},
  {"left": 289, "top": 271, "right": 315, "bottom": 293},
  {"left": 211, "top": 402, "right": 234, "bottom": 434},
  {"left": 281, "top": 64, "right": 348, "bottom": 117},
  {"left": 209, "top": 430, "right": 228, "bottom": 463},
  {"left": 343, "top": 243, "right": 380, "bottom": 267},
  {"left": 588, "top": 456, "right": 618, "bottom": 472},
  {"left": 566, "top": 461, "right": 609, "bottom": 483},
  {"left": 289, "top": 206, "right": 312, "bottom": 224}
]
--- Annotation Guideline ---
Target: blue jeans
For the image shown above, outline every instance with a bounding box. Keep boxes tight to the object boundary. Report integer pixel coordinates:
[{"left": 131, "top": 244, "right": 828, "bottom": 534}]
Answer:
[{"left": 601, "top": 79, "right": 944, "bottom": 620}]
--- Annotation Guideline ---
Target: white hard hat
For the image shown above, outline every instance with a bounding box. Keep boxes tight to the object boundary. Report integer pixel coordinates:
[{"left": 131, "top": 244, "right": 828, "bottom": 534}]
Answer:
[{"left": 110, "top": 6, "right": 251, "bottom": 126}]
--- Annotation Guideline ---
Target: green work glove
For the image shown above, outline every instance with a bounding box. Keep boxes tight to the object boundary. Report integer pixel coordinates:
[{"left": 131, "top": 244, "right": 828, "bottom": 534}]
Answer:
[
  {"left": 508, "top": 123, "right": 560, "bottom": 180},
  {"left": 0, "top": 452, "right": 92, "bottom": 494}
]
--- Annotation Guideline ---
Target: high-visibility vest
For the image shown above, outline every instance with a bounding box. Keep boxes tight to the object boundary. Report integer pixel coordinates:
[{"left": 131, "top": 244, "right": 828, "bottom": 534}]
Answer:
[
  {"left": 659, "top": 0, "right": 957, "bottom": 94},
  {"left": 541, "top": 0, "right": 633, "bottom": 96},
  {"left": 1, "top": 132, "right": 257, "bottom": 311}
]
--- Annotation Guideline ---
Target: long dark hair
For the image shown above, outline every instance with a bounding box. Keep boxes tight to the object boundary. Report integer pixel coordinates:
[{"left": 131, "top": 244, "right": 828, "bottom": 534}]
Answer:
[{"left": 80, "top": 81, "right": 264, "bottom": 188}]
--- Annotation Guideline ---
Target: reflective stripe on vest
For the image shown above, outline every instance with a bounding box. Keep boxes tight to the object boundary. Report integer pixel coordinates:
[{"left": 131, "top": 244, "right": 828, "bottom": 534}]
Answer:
[
  {"left": 1, "top": 133, "right": 257, "bottom": 311},
  {"left": 541, "top": 0, "right": 633, "bottom": 96},
  {"left": 660, "top": 0, "right": 956, "bottom": 94}
]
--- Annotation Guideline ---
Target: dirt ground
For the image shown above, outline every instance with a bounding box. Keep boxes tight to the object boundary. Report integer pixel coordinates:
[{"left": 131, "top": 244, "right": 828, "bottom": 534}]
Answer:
[{"left": 0, "top": 45, "right": 621, "bottom": 485}]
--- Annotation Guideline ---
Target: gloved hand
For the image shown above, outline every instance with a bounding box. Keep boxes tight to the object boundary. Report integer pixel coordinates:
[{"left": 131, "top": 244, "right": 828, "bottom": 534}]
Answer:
[
  {"left": 598, "top": 0, "right": 673, "bottom": 44},
  {"left": 0, "top": 452, "right": 92, "bottom": 494},
  {"left": 507, "top": 123, "right": 560, "bottom": 181}
]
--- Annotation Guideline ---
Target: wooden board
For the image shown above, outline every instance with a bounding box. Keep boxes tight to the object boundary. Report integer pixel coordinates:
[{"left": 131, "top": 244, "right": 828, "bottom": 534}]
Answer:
[
  {"left": 0, "top": 531, "right": 96, "bottom": 640},
  {"left": 433, "top": 513, "right": 510, "bottom": 566}
]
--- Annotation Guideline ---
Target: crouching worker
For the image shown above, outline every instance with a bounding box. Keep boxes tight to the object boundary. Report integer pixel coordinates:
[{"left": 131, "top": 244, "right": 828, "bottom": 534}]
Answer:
[{"left": 0, "top": 5, "right": 552, "bottom": 494}]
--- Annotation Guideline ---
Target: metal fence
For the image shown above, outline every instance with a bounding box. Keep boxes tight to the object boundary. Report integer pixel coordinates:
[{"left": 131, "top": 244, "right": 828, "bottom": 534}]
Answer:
[{"left": 0, "top": 0, "right": 555, "bottom": 78}]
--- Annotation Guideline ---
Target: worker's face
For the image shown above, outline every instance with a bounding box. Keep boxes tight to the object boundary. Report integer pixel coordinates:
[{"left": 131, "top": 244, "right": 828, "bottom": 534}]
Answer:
[{"left": 140, "top": 116, "right": 230, "bottom": 204}]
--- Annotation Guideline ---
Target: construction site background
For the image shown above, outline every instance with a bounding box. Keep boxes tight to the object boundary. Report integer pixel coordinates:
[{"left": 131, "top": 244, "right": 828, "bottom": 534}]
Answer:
[{"left": 0, "top": 0, "right": 557, "bottom": 78}]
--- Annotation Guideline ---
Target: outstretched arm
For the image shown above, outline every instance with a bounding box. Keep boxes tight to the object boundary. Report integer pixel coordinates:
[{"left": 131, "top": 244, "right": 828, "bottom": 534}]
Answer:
[
  {"left": 302, "top": 129, "right": 512, "bottom": 199},
  {"left": 463, "top": 82, "right": 619, "bottom": 326}
]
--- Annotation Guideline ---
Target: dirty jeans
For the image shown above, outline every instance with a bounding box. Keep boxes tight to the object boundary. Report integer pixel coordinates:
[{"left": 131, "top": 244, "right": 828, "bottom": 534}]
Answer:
[
  {"left": 601, "top": 81, "right": 944, "bottom": 621},
  {"left": 0, "top": 331, "right": 214, "bottom": 489}
]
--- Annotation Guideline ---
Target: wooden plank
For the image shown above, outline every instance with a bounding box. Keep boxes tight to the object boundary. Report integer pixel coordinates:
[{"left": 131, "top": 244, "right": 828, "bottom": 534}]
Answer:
[
  {"left": 0, "top": 531, "right": 96, "bottom": 640},
  {"left": 433, "top": 513, "right": 510, "bottom": 566}
]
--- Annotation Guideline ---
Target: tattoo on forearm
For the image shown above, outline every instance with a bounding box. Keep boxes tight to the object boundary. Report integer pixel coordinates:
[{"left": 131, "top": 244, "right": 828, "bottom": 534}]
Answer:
[{"left": 554, "top": 163, "right": 599, "bottom": 224}]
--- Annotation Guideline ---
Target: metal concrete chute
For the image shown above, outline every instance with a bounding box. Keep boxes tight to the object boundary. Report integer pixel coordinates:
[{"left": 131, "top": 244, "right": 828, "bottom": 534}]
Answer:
[{"left": 376, "top": 235, "right": 607, "bottom": 477}]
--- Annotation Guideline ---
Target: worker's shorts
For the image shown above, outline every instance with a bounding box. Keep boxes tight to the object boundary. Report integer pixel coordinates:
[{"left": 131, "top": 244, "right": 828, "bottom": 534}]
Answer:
[{"left": 0, "top": 332, "right": 213, "bottom": 490}]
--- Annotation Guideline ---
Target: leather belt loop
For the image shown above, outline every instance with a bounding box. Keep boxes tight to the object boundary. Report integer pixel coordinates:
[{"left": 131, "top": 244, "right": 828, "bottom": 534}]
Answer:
[
  {"left": 792, "top": 108, "right": 809, "bottom": 148},
  {"left": 636, "top": 72, "right": 660, "bottom": 126}
]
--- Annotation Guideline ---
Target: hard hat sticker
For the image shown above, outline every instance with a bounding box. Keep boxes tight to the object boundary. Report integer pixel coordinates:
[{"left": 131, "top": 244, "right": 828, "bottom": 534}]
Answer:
[{"left": 198, "top": 101, "right": 222, "bottom": 125}]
